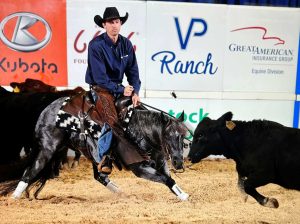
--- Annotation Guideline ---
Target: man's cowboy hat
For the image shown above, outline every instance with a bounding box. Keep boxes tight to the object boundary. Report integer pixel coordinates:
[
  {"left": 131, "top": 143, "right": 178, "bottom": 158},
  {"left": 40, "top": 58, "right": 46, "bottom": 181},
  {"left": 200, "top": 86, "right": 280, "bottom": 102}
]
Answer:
[{"left": 94, "top": 7, "right": 128, "bottom": 28}]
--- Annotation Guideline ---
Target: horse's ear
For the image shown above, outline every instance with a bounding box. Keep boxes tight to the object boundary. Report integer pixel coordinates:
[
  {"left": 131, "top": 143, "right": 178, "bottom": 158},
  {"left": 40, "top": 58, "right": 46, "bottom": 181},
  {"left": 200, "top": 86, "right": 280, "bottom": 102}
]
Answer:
[
  {"left": 177, "top": 111, "right": 185, "bottom": 122},
  {"left": 161, "top": 112, "right": 169, "bottom": 125}
]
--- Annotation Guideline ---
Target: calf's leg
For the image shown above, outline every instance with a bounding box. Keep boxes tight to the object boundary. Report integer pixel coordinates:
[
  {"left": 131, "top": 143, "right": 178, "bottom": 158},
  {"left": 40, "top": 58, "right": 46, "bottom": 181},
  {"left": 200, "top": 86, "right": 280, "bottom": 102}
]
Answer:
[
  {"left": 237, "top": 175, "right": 248, "bottom": 202},
  {"left": 243, "top": 176, "right": 279, "bottom": 208}
]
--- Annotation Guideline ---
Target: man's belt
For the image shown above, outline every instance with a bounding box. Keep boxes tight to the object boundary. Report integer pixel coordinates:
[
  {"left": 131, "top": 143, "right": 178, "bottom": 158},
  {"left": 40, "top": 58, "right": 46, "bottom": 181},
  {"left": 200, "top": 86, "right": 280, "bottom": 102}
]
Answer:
[{"left": 91, "top": 85, "right": 110, "bottom": 93}]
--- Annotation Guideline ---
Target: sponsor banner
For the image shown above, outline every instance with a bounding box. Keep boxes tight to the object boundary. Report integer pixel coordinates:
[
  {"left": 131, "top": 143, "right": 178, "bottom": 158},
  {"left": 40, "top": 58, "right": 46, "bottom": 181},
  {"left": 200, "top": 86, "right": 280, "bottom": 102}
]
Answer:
[
  {"left": 67, "top": 0, "right": 146, "bottom": 90},
  {"left": 224, "top": 5, "right": 300, "bottom": 93},
  {"left": 146, "top": 2, "right": 226, "bottom": 91},
  {"left": 294, "top": 101, "right": 300, "bottom": 128},
  {"left": 143, "top": 97, "right": 295, "bottom": 140},
  {"left": 0, "top": 0, "right": 67, "bottom": 86}
]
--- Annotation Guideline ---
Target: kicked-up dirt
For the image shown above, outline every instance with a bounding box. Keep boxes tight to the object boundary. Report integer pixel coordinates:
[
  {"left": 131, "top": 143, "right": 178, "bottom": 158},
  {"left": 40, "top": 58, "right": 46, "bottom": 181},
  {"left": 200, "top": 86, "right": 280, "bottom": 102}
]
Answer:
[{"left": 0, "top": 157, "right": 299, "bottom": 224}]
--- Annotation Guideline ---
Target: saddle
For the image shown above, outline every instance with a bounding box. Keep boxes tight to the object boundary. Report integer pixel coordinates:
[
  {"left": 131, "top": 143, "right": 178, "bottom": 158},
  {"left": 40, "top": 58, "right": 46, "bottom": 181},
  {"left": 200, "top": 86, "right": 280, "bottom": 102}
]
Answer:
[
  {"left": 60, "top": 91, "right": 146, "bottom": 167},
  {"left": 62, "top": 90, "right": 104, "bottom": 126}
]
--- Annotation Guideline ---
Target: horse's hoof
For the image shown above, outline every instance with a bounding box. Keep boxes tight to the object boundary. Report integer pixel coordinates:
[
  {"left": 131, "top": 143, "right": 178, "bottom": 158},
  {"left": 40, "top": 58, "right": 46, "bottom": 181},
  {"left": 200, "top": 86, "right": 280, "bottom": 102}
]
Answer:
[
  {"left": 106, "top": 181, "right": 120, "bottom": 193},
  {"left": 172, "top": 184, "right": 189, "bottom": 201},
  {"left": 11, "top": 181, "right": 28, "bottom": 199},
  {"left": 61, "top": 163, "right": 69, "bottom": 170},
  {"left": 10, "top": 194, "right": 19, "bottom": 200},
  {"left": 178, "top": 192, "right": 189, "bottom": 201},
  {"left": 71, "top": 161, "right": 79, "bottom": 169},
  {"left": 264, "top": 197, "right": 279, "bottom": 208}
]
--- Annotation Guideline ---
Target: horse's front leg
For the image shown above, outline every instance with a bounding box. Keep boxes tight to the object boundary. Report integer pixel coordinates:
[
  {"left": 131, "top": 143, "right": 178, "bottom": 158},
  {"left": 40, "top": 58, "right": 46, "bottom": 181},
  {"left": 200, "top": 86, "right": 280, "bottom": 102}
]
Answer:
[
  {"left": 92, "top": 164, "right": 120, "bottom": 193},
  {"left": 128, "top": 162, "right": 189, "bottom": 200},
  {"left": 151, "top": 152, "right": 170, "bottom": 177}
]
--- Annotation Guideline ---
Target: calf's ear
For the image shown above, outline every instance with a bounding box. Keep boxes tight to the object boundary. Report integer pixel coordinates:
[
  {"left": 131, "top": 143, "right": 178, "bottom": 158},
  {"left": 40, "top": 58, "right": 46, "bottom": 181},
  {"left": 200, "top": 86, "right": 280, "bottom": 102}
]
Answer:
[
  {"left": 217, "top": 112, "right": 233, "bottom": 125},
  {"left": 218, "top": 111, "right": 236, "bottom": 131},
  {"left": 10, "top": 82, "right": 21, "bottom": 92},
  {"left": 221, "top": 112, "right": 233, "bottom": 121}
]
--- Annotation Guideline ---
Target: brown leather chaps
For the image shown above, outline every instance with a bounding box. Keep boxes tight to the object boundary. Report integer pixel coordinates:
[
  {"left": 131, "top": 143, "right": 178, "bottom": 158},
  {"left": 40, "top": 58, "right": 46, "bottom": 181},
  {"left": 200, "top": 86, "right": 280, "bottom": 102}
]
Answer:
[{"left": 91, "top": 86, "right": 146, "bottom": 166}]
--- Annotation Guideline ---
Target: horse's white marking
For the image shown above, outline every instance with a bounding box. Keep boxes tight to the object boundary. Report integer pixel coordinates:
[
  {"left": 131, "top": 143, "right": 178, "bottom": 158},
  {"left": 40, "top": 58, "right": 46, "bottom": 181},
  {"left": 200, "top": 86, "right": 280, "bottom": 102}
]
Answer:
[
  {"left": 11, "top": 181, "right": 28, "bottom": 199},
  {"left": 172, "top": 184, "right": 189, "bottom": 201},
  {"left": 106, "top": 181, "right": 120, "bottom": 193},
  {"left": 35, "top": 160, "right": 40, "bottom": 169}
]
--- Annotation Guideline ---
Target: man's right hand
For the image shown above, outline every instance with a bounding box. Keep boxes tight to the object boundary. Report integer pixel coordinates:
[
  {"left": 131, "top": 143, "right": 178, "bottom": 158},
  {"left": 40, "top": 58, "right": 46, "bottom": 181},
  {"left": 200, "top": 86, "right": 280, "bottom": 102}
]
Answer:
[{"left": 124, "top": 85, "right": 134, "bottom": 96}]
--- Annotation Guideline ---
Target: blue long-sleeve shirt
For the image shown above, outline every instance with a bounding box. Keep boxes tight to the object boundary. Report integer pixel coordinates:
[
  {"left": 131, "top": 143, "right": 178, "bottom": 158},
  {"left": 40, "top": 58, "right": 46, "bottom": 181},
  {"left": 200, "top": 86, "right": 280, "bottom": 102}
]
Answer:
[{"left": 85, "top": 33, "right": 141, "bottom": 95}]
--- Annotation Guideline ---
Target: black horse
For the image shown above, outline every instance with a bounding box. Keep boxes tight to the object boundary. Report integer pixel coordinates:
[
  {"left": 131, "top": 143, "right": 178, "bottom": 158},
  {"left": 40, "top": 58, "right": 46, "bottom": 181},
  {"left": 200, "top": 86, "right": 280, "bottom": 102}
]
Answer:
[{"left": 2, "top": 92, "right": 189, "bottom": 200}]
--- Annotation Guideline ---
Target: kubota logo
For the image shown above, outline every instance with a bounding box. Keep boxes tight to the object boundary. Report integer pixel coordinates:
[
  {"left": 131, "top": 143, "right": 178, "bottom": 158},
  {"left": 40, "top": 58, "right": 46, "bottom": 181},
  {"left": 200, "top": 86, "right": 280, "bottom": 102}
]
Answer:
[{"left": 0, "top": 12, "right": 52, "bottom": 52}]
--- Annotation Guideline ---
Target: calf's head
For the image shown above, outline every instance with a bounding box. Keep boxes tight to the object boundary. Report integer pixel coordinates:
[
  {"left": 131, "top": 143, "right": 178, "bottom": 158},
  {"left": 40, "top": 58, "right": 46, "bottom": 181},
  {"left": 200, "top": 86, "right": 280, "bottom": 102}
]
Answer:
[
  {"left": 188, "top": 112, "right": 234, "bottom": 163},
  {"left": 10, "top": 78, "right": 56, "bottom": 93}
]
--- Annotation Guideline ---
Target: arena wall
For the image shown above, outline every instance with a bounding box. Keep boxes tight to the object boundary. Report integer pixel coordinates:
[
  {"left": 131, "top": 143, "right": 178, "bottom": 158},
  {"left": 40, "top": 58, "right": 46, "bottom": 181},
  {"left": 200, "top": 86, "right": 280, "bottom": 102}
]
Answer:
[{"left": 0, "top": 0, "right": 299, "bottom": 133}]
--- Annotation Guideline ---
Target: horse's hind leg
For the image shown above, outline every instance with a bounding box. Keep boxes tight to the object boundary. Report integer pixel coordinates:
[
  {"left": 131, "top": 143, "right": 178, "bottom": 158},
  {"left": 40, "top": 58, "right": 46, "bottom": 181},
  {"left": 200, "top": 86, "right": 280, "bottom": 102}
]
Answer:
[
  {"left": 11, "top": 148, "right": 54, "bottom": 199},
  {"left": 60, "top": 148, "right": 69, "bottom": 170},
  {"left": 12, "top": 128, "right": 65, "bottom": 199},
  {"left": 129, "top": 162, "right": 189, "bottom": 200},
  {"left": 71, "top": 149, "right": 81, "bottom": 168}
]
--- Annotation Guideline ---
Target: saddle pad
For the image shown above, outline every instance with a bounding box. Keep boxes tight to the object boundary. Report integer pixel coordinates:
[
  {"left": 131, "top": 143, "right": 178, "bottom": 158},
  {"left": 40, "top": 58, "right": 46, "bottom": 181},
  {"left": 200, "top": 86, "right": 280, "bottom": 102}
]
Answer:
[
  {"left": 55, "top": 97, "right": 101, "bottom": 139},
  {"left": 123, "top": 104, "right": 134, "bottom": 131}
]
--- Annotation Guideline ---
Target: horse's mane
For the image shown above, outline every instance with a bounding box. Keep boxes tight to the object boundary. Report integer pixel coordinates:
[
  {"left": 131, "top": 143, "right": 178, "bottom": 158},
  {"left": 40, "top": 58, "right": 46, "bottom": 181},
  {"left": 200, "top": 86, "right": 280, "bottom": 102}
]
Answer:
[{"left": 134, "top": 109, "right": 187, "bottom": 134}]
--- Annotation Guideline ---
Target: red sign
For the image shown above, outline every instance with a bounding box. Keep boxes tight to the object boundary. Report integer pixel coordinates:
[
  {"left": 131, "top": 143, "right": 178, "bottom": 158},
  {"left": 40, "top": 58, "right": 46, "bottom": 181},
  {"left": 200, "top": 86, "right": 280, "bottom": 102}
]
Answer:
[{"left": 0, "top": 0, "right": 67, "bottom": 86}]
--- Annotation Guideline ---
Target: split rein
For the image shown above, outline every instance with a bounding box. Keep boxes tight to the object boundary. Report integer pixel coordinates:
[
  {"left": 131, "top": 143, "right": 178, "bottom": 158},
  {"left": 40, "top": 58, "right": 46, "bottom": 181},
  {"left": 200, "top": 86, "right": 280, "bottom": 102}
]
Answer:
[{"left": 137, "top": 101, "right": 194, "bottom": 144}]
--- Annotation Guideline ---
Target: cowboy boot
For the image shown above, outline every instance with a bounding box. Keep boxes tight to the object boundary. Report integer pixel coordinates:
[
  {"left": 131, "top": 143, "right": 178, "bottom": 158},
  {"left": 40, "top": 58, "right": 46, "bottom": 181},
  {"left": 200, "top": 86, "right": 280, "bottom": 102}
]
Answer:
[{"left": 97, "top": 155, "right": 113, "bottom": 174}]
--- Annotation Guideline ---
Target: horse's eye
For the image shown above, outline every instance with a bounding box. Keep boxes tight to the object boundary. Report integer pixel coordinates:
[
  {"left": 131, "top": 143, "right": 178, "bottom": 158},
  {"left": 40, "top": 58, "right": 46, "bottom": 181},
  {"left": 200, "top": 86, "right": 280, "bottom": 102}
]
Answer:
[{"left": 183, "top": 142, "right": 190, "bottom": 148}]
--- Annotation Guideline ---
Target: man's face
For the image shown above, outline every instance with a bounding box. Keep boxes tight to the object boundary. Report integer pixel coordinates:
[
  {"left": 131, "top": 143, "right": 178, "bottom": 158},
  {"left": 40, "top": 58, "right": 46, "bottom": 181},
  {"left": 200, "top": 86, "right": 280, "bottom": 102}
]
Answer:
[{"left": 103, "top": 18, "right": 121, "bottom": 37}]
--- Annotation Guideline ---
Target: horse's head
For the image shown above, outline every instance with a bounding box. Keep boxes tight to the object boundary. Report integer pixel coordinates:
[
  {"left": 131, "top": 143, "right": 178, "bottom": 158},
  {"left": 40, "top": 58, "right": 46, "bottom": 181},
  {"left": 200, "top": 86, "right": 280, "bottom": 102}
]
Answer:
[{"left": 162, "top": 111, "right": 187, "bottom": 170}]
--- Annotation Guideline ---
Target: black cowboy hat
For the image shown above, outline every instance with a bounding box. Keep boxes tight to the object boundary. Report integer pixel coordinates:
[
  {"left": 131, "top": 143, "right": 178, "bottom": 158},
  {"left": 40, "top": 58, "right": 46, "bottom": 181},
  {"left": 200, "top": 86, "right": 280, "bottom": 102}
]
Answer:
[{"left": 94, "top": 7, "right": 128, "bottom": 28}]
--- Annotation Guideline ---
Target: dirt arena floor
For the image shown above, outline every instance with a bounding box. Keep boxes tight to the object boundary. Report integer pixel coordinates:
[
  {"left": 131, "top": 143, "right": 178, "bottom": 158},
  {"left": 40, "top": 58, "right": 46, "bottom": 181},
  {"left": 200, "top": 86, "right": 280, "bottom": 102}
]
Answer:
[{"left": 0, "top": 157, "right": 299, "bottom": 224}]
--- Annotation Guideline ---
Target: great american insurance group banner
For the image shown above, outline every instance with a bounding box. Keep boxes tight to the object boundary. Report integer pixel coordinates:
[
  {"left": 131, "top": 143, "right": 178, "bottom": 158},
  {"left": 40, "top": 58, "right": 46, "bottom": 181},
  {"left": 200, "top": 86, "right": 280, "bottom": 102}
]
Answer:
[{"left": 224, "top": 6, "right": 299, "bottom": 95}]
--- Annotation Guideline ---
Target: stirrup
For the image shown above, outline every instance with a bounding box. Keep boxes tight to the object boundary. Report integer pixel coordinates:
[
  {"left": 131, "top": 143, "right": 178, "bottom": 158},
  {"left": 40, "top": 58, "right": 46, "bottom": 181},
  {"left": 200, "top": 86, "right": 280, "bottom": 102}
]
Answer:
[{"left": 98, "top": 155, "right": 112, "bottom": 174}]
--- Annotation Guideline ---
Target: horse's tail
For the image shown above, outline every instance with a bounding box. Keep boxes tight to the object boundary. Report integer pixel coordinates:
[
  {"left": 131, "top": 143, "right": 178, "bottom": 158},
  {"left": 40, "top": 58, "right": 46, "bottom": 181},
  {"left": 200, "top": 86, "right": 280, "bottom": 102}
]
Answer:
[
  {"left": 0, "top": 157, "right": 32, "bottom": 196},
  {"left": 0, "top": 180, "right": 19, "bottom": 196}
]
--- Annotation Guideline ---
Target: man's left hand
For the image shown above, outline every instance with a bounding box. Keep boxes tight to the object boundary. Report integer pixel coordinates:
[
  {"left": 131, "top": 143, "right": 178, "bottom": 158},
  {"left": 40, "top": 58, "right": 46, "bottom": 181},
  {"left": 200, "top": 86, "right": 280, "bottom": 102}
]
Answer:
[{"left": 132, "top": 93, "right": 140, "bottom": 107}]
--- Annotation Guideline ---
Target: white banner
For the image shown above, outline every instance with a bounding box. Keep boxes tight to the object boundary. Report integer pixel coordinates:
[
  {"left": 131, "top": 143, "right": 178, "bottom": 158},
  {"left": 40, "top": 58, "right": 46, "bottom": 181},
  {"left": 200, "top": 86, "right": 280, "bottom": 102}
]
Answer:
[
  {"left": 224, "top": 5, "right": 300, "bottom": 93},
  {"left": 146, "top": 2, "right": 226, "bottom": 91},
  {"left": 66, "top": 0, "right": 146, "bottom": 91}
]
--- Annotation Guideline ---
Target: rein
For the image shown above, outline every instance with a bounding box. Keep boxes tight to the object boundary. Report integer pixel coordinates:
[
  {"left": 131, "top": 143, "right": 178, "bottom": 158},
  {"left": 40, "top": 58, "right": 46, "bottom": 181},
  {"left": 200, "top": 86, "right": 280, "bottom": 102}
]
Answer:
[
  {"left": 138, "top": 101, "right": 194, "bottom": 141},
  {"left": 138, "top": 101, "right": 172, "bottom": 118}
]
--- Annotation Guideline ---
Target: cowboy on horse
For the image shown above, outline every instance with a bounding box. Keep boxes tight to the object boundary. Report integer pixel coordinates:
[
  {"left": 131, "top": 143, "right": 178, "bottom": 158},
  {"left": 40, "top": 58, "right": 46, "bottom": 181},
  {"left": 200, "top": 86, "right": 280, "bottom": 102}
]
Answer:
[{"left": 85, "top": 7, "right": 142, "bottom": 174}]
